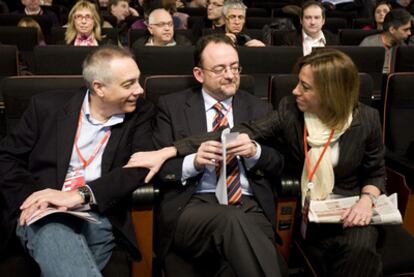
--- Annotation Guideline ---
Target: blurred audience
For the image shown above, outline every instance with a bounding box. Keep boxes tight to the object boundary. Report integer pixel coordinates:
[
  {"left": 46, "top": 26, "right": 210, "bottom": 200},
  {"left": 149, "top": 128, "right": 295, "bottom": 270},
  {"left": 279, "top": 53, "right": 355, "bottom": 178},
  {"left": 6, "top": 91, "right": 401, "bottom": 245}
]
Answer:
[
  {"left": 223, "top": 0, "right": 265, "bottom": 47},
  {"left": 15, "top": 0, "right": 59, "bottom": 26},
  {"left": 132, "top": 8, "right": 191, "bottom": 46},
  {"left": 17, "top": 17, "right": 46, "bottom": 45},
  {"left": 360, "top": 8, "right": 412, "bottom": 73},
  {"left": 280, "top": 1, "right": 339, "bottom": 55},
  {"left": 363, "top": 1, "right": 392, "bottom": 30}
]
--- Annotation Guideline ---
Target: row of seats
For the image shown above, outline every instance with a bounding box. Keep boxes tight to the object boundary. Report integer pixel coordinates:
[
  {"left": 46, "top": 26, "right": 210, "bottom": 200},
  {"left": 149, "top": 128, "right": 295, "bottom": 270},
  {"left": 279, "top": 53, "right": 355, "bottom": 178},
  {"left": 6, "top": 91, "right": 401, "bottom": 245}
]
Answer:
[
  {"left": 0, "top": 44, "right": 393, "bottom": 100},
  {"left": 1, "top": 73, "right": 414, "bottom": 277}
]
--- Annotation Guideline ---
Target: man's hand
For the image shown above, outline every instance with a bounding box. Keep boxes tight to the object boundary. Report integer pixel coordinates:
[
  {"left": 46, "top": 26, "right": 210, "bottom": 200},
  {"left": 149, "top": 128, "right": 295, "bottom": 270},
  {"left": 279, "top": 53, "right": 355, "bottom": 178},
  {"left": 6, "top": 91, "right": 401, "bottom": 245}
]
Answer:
[
  {"left": 194, "top": 140, "right": 222, "bottom": 171},
  {"left": 244, "top": 39, "right": 266, "bottom": 47},
  {"left": 226, "top": 133, "right": 257, "bottom": 158},
  {"left": 19, "top": 189, "right": 84, "bottom": 225},
  {"left": 124, "top": 146, "right": 177, "bottom": 183},
  {"left": 341, "top": 197, "right": 373, "bottom": 228}
]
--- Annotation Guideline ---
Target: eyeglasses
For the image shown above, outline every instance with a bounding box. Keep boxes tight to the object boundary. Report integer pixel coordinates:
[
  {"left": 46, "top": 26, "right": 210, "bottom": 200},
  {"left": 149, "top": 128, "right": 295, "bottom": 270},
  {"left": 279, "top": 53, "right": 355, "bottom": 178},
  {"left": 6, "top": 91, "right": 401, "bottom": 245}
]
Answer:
[
  {"left": 200, "top": 65, "right": 242, "bottom": 76},
  {"left": 74, "top": 14, "right": 94, "bottom": 21},
  {"left": 207, "top": 1, "right": 224, "bottom": 8},
  {"left": 150, "top": 21, "right": 173, "bottom": 28}
]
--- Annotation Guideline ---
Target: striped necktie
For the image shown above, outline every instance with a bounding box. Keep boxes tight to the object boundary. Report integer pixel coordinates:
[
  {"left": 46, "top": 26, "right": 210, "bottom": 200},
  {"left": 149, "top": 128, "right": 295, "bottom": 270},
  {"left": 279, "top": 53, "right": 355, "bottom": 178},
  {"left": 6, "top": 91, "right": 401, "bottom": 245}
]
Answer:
[{"left": 212, "top": 102, "right": 242, "bottom": 205}]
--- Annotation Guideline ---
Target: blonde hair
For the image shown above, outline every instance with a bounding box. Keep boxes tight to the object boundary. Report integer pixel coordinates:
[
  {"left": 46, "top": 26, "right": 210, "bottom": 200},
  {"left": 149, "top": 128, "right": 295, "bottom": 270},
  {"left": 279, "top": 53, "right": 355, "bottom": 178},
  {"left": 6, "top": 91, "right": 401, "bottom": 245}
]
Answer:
[
  {"left": 17, "top": 17, "right": 45, "bottom": 44},
  {"left": 65, "top": 0, "right": 102, "bottom": 44},
  {"left": 296, "top": 48, "right": 359, "bottom": 130}
]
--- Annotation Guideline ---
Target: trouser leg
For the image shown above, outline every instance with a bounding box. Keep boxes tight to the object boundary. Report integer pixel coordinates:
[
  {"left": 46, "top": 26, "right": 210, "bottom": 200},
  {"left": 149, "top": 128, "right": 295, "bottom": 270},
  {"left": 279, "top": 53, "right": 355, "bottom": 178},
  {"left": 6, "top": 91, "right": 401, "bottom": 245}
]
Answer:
[
  {"left": 173, "top": 194, "right": 282, "bottom": 277},
  {"left": 17, "top": 213, "right": 115, "bottom": 277}
]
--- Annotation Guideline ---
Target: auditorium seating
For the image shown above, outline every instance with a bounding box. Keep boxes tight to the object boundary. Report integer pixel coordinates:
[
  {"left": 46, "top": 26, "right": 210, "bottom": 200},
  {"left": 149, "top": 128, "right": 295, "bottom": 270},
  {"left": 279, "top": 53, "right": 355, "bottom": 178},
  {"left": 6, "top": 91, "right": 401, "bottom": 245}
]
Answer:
[
  {"left": 202, "top": 27, "right": 264, "bottom": 41},
  {"left": 339, "top": 29, "right": 380, "bottom": 45},
  {"left": 383, "top": 73, "right": 414, "bottom": 236},
  {"left": 129, "top": 28, "right": 195, "bottom": 48},
  {"left": 324, "top": 17, "right": 347, "bottom": 34},
  {"left": 143, "top": 74, "right": 255, "bottom": 104},
  {"left": 390, "top": 46, "right": 414, "bottom": 73},
  {"left": 238, "top": 46, "right": 302, "bottom": 98},
  {"left": 268, "top": 72, "right": 374, "bottom": 109},
  {"left": 33, "top": 45, "right": 96, "bottom": 75},
  {"left": 0, "top": 45, "right": 18, "bottom": 80},
  {"left": 0, "top": 14, "right": 52, "bottom": 38},
  {"left": 49, "top": 27, "right": 119, "bottom": 45},
  {"left": 352, "top": 17, "right": 373, "bottom": 29},
  {"left": 0, "top": 26, "right": 38, "bottom": 51}
]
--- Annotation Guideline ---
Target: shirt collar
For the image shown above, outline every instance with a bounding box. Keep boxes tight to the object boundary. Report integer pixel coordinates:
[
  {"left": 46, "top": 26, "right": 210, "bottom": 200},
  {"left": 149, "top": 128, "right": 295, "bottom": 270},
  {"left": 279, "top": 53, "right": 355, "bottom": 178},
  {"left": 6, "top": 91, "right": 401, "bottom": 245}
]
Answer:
[
  {"left": 201, "top": 88, "right": 233, "bottom": 112},
  {"left": 146, "top": 36, "right": 177, "bottom": 46},
  {"left": 302, "top": 29, "right": 326, "bottom": 44},
  {"left": 82, "top": 90, "right": 125, "bottom": 127}
]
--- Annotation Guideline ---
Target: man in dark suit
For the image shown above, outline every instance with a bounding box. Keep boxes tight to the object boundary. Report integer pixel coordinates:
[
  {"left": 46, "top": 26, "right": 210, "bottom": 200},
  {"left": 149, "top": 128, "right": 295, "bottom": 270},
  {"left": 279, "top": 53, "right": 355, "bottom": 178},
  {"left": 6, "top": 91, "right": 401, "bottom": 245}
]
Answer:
[
  {"left": 152, "top": 34, "right": 284, "bottom": 276},
  {"left": 280, "top": 1, "right": 339, "bottom": 55},
  {"left": 0, "top": 45, "right": 154, "bottom": 276}
]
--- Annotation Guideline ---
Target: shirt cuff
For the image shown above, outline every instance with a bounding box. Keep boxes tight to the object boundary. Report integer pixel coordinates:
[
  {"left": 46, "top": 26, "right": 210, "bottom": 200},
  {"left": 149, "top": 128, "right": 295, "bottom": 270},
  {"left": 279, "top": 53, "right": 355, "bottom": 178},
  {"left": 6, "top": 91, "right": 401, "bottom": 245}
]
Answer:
[
  {"left": 243, "top": 141, "right": 261, "bottom": 169},
  {"left": 85, "top": 184, "right": 97, "bottom": 205},
  {"left": 181, "top": 153, "right": 202, "bottom": 185}
]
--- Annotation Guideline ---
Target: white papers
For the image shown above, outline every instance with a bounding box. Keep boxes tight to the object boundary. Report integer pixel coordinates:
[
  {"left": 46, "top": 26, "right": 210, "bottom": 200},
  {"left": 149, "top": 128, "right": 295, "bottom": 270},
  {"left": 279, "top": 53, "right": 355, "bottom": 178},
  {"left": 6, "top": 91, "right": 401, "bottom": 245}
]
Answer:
[
  {"left": 321, "top": 0, "right": 355, "bottom": 5},
  {"left": 308, "top": 193, "right": 402, "bottom": 225},
  {"left": 26, "top": 207, "right": 100, "bottom": 226},
  {"left": 215, "top": 128, "right": 239, "bottom": 205}
]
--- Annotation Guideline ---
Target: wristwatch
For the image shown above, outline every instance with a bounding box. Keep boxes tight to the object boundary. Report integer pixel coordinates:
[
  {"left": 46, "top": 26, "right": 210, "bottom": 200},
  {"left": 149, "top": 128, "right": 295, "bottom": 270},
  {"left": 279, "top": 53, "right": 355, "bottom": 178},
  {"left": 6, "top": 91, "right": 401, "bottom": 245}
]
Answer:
[
  {"left": 77, "top": 186, "right": 91, "bottom": 204},
  {"left": 361, "top": 192, "right": 378, "bottom": 207}
]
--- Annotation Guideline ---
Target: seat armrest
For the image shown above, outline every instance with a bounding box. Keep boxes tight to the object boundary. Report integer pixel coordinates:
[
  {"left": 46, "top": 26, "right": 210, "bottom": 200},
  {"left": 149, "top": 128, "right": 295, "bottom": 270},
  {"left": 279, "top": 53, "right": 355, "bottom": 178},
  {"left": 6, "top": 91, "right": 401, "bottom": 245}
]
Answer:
[
  {"left": 278, "top": 176, "right": 300, "bottom": 198},
  {"left": 131, "top": 184, "right": 159, "bottom": 206}
]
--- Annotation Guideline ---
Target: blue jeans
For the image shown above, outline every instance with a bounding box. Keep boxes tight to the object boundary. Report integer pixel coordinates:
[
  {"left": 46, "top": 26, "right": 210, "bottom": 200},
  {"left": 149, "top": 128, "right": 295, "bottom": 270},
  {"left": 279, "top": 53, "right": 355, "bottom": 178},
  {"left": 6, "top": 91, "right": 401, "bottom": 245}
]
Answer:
[{"left": 16, "top": 212, "right": 115, "bottom": 277}]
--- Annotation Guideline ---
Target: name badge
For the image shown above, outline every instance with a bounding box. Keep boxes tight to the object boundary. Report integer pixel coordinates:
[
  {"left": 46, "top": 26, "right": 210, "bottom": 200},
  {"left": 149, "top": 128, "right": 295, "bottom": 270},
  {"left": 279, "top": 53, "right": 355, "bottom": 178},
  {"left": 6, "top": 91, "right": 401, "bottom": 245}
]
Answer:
[{"left": 63, "top": 168, "right": 85, "bottom": 192}]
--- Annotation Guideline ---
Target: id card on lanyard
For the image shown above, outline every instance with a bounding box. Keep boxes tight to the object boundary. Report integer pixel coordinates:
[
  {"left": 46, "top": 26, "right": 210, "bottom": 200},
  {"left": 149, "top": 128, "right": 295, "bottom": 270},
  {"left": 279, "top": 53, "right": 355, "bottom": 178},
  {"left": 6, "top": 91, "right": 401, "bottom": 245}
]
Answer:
[
  {"left": 300, "top": 124, "right": 334, "bottom": 240},
  {"left": 62, "top": 111, "right": 110, "bottom": 192}
]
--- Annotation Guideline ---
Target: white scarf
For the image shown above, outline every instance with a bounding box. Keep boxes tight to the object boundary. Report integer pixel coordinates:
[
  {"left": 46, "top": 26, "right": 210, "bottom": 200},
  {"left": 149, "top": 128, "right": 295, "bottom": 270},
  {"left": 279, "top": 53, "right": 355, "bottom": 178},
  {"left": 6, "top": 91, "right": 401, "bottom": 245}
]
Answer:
[{"left": 301, "top": 112, "right": 352, "bottom": 204}]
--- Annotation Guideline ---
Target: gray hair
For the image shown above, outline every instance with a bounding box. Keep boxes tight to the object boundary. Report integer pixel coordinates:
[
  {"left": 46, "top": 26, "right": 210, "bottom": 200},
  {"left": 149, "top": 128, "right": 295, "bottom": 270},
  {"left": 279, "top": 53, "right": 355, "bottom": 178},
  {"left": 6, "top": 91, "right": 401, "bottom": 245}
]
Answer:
[
  {"left": 222, "top": 0, "right": 247, "bottom": 17},
  {"left": 82, "top": 45, "right": 134, "bottom": 90}
]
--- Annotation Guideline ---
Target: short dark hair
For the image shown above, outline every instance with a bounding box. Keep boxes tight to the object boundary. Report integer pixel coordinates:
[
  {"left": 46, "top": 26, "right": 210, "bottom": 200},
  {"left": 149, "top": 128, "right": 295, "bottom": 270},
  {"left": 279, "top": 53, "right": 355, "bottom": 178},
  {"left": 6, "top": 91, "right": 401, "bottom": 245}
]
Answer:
[
  {"left": 194, "top": 34, "right": 236, "bottom": 67},
  {"left": 301, "top": 1, "right": 325, "bottom": 19},
  {"left": 383, "top": 8, "right": 411, "bottom": 31}
]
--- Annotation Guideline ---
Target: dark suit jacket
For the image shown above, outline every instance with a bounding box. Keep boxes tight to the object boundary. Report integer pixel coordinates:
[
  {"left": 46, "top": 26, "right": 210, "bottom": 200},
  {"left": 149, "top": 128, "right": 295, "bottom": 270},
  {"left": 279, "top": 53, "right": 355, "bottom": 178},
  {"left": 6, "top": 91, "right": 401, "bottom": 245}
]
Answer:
[
  {"left": 153, "top": 87, "right": 284, "bottom": 259},
  {"left": 0, "top": 90, "right": 155, "bottom": 259},
  {"left": 174, "top": 95, "right": 386, "bottom": 197},
  {"left": 281, "top": 29, "right": 339, "bottom": 47}
]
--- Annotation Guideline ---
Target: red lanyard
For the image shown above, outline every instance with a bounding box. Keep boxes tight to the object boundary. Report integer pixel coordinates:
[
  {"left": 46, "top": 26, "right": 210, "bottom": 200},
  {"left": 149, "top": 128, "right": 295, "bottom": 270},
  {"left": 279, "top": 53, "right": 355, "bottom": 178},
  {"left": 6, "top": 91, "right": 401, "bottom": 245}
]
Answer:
[
  {"left": 303, "top": 124, "right": 334, "bottom": 184},
  {"left": 74, "top": 111, "right": 111, "bottom": 169}
]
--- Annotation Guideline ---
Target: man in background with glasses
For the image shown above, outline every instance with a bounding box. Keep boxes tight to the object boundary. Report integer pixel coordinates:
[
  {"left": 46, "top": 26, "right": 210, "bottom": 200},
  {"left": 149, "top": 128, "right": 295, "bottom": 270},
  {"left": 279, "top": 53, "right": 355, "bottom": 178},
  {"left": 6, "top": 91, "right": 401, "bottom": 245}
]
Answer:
[
  {"left": 144, "top": 34, "right": 286, "bottom": 276},
  {"left": 132, "top": 8, "right": 192, "bottom": 47}
]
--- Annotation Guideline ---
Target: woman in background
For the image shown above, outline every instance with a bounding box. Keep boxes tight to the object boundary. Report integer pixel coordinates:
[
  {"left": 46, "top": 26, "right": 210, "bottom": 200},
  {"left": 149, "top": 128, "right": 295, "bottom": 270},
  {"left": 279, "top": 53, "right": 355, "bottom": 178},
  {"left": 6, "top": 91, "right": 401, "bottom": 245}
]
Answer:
[
  {"left": 65, "top": 0, "right": 114, "bottom": 46},
  {"left": 363, "top": 1, "right": 392, "bottom": 30}
]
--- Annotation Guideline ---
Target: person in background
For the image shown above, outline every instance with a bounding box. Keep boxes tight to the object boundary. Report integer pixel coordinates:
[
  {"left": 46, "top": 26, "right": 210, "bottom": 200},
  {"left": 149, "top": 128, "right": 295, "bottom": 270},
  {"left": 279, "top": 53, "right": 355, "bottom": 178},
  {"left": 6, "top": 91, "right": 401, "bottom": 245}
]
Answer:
[
  {"left": 65, "top": 0, "right": 114, "bottom": 46},
  {"left": 360, "top": 8, "right": 412, "bottom": 73},
  {"left": 132, "top": 8, "right": 191, "bottom": 46},
  {"left": 280, "top": 1, "right": 339, "bottom": 55},
  {"left": 186, "top": 0, "right": 206, "bottom": 8},
  {"left": 191, "top": 0, "right": 225, "bottom": 39},
  {"left": 108, "top": 0, "right": 139, "bottom": 45},
  {"left": 16, "top": 0, "right": 59, "bottom": 26},
  {"left": 222, "top": 0, "right": 266, "bottom": 47},
  {"left": 18, "top": 17, "right": 46, "bottom": 45},
  {"left": 162, "top": 0, "right": 188, "bottom": 29},
  {"left": 363, "top": 1, "right": 392, "bottom": 30}
]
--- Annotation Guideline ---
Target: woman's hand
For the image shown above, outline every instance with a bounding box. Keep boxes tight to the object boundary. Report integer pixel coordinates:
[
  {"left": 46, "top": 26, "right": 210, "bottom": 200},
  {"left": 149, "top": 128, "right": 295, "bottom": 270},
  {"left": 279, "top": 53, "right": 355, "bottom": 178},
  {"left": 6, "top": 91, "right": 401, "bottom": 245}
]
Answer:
[
  {"left": 124, "top": 147, "right": 177, "bottom": 183},
  {"left": 341, "top": 196, "right": 373, "bottom": 228}
]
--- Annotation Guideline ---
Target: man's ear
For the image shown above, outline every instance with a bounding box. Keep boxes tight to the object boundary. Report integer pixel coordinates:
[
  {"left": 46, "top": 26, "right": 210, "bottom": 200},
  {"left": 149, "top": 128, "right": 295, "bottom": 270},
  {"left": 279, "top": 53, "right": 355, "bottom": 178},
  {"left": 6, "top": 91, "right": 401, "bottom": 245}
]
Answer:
[
  {"left": 193, "top": 67, "right": 204, "bottom": 84},
  {"left": 147, "top": 25, "right": 153, "bottom": 35},
  {"left": 92, "top": 80, "right": 105, "bottom": 98}
]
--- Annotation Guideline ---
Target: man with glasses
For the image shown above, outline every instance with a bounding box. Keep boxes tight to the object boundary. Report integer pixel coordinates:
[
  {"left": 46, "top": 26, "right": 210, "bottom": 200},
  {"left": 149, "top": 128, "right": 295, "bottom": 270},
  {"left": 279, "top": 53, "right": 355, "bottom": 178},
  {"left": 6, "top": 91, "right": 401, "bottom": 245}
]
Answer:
[
  {"left": 132, "top": 8, "right": 191, "bottom": 47},
  {"left": 148, "top": 34, "right": 285, "bottom": 276}
]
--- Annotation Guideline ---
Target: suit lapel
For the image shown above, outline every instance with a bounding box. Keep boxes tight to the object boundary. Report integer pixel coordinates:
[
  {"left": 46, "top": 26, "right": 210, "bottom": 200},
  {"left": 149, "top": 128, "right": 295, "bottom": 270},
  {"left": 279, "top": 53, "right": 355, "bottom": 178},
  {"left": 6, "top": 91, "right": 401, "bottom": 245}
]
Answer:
[
  {"left": 185, "top": 89, "right": 208, "bottom": 134},
  {"left": 56, "top": 91, "right": 85, "bottom": 188}
]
